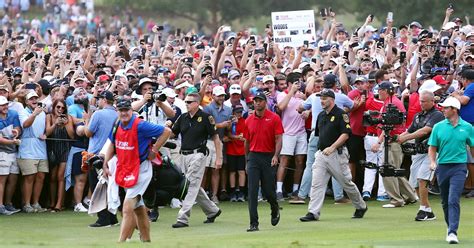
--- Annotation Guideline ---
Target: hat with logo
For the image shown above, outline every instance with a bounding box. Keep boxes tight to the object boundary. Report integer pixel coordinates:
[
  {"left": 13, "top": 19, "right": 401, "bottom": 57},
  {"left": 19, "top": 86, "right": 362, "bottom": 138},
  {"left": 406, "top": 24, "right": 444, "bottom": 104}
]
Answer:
[
  {"left": 254, "top": 91, "right": 267, "bottom": 101},
  {"left": 439, "top": 97, "right": 461, "bottom": 110},
  {"left": 96, "top": 90, "right": 114, "bottom": 101},
  {"left": 0, "top": 96, "right": 8, "bottom": 105},
  {"left": 26, "top": 91, "right": 39, "bottom": 100},
  {"left": 232, "top": 103, "right": 244, "bottom": 112},
  {"left": 162, "top": 87, "right": 178, "bottom": 98},
  {"left": 432, "top": 75, "right": 449, "bottom": 85},
  {"left": 320, "top": 89, "right": 335, "bottom": 98},
  {"left": 323, "top": 74, "right": 338, "bottom": 88},
  {"left": 229, "top": 84, "right": 242, "bottom": 95},
  {"left": 116, "top": 99, "right": 132, "bottom": 110}
]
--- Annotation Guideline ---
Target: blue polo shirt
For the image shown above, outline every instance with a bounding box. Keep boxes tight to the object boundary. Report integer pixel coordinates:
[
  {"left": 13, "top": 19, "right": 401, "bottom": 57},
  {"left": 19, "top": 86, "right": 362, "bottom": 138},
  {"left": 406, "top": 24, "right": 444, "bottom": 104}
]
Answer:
[
  {"left": 428, "top": 117, "right": 474, "bottom": 164},
  {"left": 460, "top": 82, "right": 474, "bottom": 123},
  {"left": 87, "top": 106, "right": 118, "bottom": 154},
  {"left": 18, "top": 108, "right": 47, "bottom": 160},
  {"left": 68, "top": 104, "right": 85, "bottom": 119},
  {"left": 0, "top": 109, "right": 21, "bottom": 153},
  {"left": 110, "top": 114, "right": 165, "bottom": 162},
  {"left": 203, "top": 101, "right": 232, "bottom": 139}
]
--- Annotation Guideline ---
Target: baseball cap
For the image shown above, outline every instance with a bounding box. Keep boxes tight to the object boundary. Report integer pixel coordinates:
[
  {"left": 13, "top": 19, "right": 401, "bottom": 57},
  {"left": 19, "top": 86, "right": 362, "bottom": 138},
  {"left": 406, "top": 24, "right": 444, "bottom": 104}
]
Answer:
[
  {"left": 116, "top": 99, "right": 132, "bottom": 110},
  {"left": 228, "top": 70, "right": 240, "bottom": 79},
  {"left": 175, "top": 82, "right": 194, "bottom": 90},
  {"left": 0, "top": 96, "right": 8, "bottom": 105},
  {"left": 185, "top": 86, "right": 199, "bottom": 95},
  {"left": 162, "top": 87, "right": 178, "bottom": 98},
  {"left": 98, "top": 74, "right": 111, "bottom": 82},
  {"left": 212, "top": 86, "right": 226, "bottom": 96},
  {"left": 451, "top": 17, "right": 463, "bottom": 23},
  {"left": 364, "top": 25, "right": 377, "bottom": 33},
  {"left": 26, "top": 91, "right": 39, "bottom": 100},
  {"left": 229, "top": 84, "right": 241, "bottom": 95},
  {"left": 96, "top": 90, "right": 114, "bottom": 101},
  {"left": 439, "top": 97, "right": 461, "bottom": 110},
  {"left": 137, "top": 77, "right": 157, "bottom": 94},
  {"left": 220, "top": 68, "right": 229, "bottom": 76},
  {"left": 0, "top": 84, "right": 9, "bottom": 92},
  {"left": 466, "top": 32, "right": 474, "bottom": 38},
  {"left": 320, "top": 89, "right": 335, "bottom": 98},
  {"left": 353, "top": 76, "right": 367, "bottom": 84},
  {"left": 323, "top": 74, "right": 338, "bottom": 88},
  {"left": 432, "top": 75, "right": 449, "bottom": 85},
  {"left": 378, "top": 81, "right": 394, "bottom": 90},
  {"left": 232, "top": 103, "right": 244, "bottom": 112},
  {"left": 409, "top": 21, "right": 422, "bottom": 29},
  {"left": 254, "top": 91, "right": 267, "bottom": 101},
  {"left": 419, "top": 79, "right": 441, "bottom": 93},
  {"left": 345, "top": 65, "right": 359, "bottom": 73},
  {"left": 263, "top": 75, "right": 275, "bottom": 83},
  {"left": 442, "top": 22, "right": 457, "bottom": 30}
]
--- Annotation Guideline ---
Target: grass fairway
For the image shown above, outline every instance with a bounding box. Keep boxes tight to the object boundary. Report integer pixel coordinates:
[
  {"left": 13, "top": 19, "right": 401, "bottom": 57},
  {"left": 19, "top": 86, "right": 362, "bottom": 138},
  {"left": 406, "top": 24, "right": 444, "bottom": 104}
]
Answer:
[{"left": 1, "top": 196, "right": 473, "bottom": 248}]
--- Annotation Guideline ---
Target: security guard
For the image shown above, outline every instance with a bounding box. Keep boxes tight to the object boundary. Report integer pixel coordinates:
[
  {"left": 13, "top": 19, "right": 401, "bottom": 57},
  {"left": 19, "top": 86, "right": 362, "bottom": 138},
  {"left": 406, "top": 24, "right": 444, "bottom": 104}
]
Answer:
[
  {"left": 300, "top": 89, "right": 367, "bottom": 222},
  {"left": 397, "top": 90, "right": 444, "bottom": 221},
  {"left": 170, "top": 92, "right": 222, "bottom": 228}
]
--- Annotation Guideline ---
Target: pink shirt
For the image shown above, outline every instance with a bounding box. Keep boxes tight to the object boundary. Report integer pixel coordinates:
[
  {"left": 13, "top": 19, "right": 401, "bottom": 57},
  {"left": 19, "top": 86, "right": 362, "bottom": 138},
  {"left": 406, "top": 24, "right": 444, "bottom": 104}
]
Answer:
[{"left": 277, "top": 92, "right": 306, "bottom": 135}]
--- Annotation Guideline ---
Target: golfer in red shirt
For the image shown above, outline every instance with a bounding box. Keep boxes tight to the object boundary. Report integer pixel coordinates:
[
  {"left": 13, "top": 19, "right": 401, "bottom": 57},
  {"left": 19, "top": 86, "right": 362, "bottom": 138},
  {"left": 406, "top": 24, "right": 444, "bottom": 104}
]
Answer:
[{"left": 244, "top": 91, "right": 284, "bottom": 232}]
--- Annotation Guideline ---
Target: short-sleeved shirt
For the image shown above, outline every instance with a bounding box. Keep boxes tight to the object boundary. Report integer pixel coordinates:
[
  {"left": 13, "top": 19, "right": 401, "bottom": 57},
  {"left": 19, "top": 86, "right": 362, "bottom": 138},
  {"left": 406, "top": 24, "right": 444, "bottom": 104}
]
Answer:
[
  {"left": 315, "top": 105, "right": 351, "bottom": 150},
  {"left": 347, "top": 89, "right": 367, "bottom": 136},
  {"left": 460, "top": 82, "right": 474, "bottom": 123},
  {"left": 406, "top": 92, "right": 421, "bottom": 128},
  {"left": 110, "top": 114, "right": 165, "bottom": 163},
  {"left": 379, "top": 95, "right": 406, "bottom": 136},
  {"left": 226, "top": 117, "right": 246, "bottom": 156},
  {"left": 87, "top": 106, "right": 118, "bottom": 154},
  {"left": 172, "top": 109, "right": 217, "bottom": 150},
  {"left": 68, "top": 104, "right": 85, "bottom": 119},
  {"left": 0, "top": 109, "right": 21, "bottom": 153},
  {"left": 407, "top": 107, "right": 444, "bottom": 144},
  {"left": 18, "top": 108, "right": 47, "bottom": 160},
  {"left": 244, "top": 109, "right": 284, "bottom": 153},
  {"left": 428, "top": 117, "right": 474, "bottom": 164},
  {"left": 303, "top": 91, "right": 354, "bottom": 130},
  {"left": 203, "top": 101, "right": 232, "bottom": 139},
  {"left": 277, "top": 92, "right": 306, "bottom": 135}
]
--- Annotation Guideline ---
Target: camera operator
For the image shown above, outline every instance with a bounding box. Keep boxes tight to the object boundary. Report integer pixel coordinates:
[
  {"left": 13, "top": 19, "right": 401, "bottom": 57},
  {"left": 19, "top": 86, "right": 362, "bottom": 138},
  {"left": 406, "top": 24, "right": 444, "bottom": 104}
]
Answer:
[
  {"left": 397, "top": 90, "right": 444, "bottom": 221},
  {"left": 131, "top": 77, "right": 175, "bottom": 125},
  {"left": 371, "top": 81, "right": 417, "bottom": 208}
]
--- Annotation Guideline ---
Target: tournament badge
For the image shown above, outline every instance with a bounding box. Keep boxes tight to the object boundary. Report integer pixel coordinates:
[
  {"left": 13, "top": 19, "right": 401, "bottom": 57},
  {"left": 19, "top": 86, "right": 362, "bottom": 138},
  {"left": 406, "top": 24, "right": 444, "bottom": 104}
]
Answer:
[
  {"left": 330, "top": 116, "right": 335, "bottom": 122},
  {"left": 197, "top": 116, "right": 202, "bottom": 122}
]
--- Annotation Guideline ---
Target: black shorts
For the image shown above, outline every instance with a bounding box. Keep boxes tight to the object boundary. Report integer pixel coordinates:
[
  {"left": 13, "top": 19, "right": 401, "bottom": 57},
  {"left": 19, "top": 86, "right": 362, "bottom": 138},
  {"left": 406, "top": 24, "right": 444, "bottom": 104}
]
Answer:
[
  {"left": 347, "top": 135, "right": 365, "bottom": 163},
  {"left": 71, "top": 151, "right": 85, "bottom": 176},
  {"left": 227, "top": 155, "right": 246, "bottom": 172}
]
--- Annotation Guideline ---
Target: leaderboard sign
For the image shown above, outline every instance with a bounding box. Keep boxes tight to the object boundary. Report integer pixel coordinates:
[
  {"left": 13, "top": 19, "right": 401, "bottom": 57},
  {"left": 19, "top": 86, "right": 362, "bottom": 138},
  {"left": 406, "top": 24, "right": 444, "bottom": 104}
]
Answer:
[{"left": 271, "top": 10, "right": 316, "bottom": 48}]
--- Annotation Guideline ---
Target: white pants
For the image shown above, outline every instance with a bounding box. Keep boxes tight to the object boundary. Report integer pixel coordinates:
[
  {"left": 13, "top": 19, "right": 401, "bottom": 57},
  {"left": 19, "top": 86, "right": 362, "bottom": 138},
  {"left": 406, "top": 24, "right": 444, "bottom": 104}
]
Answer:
[{"left": 362, "top": 135, "right": 386, "bottom": 196}]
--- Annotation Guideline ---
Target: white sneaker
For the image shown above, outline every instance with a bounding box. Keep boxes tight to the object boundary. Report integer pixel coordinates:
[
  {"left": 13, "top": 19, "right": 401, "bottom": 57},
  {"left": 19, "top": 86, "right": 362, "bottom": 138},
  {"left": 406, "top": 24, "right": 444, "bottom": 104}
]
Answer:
[
  {"left": 31, "top": 203, "right": 47, "bottom": 213},
  {"left": 446, "top": 233, "right": 459, "bottom": 244},
  {"left": 170, "top": 198, "right": 182, "bottom": 209},
  {"left": 74, "top": 203, "right": 88, "bottom": 213}
]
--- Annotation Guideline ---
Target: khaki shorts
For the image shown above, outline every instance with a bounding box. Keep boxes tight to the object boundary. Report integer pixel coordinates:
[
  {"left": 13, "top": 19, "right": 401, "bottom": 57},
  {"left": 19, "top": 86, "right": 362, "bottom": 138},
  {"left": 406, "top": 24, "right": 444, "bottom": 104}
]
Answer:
[
  {"left": 17, "top": 159, "right": 49, "bottom": 175},
  {"left": 0, "top": 152, "right": 19, "bottom": 175},
  {"left": 205, "top": 140, "right": 216, "bottom": 168}
]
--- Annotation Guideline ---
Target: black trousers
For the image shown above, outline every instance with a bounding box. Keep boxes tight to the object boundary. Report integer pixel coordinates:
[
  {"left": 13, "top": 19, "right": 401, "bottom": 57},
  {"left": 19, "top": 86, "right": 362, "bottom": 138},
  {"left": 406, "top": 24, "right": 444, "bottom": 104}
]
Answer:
[
  {"left": 88, "top": 168, "right": 118, "bottom": 225},
  {"left": 247, "top": 152, "right": 278, "bottom": 226}
]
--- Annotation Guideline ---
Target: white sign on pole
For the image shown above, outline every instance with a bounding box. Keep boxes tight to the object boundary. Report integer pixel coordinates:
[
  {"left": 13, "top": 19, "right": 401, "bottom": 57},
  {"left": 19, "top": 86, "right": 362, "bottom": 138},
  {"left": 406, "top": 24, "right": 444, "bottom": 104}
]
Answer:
[{"left": 271, "top": 10, "right": 316, "bottom": 48}]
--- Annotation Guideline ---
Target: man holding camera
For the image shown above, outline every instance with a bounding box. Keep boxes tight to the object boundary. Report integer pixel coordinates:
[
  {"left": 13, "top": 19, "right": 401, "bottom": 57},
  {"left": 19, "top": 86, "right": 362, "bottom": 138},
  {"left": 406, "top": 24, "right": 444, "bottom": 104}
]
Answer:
[
  {"left": 300, "top": 89, "right": 367, "bottom": 222},
  {"left": 102, "top": 99, "right": 171, "bottom": 242},
  {"left": 397, "top": 90, "right": 444, "bottom": 220},
  {"left": 132, "top": 77, "right": 175, "bottom": 125},
  {"left": 171, "top": 93, "right": 222, "bottom": 228},
  {"left": 371, "top": 81, "right": 417, "bottom": 208}
]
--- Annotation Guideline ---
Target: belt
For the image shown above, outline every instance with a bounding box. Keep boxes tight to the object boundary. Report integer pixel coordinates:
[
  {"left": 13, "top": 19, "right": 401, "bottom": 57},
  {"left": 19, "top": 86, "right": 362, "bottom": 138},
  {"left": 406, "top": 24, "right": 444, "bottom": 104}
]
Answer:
[
  {"left": 366, "top": 133, "right": 378, "bottom": 137},
  {"left": 180, "top": 148, "right": 206, "bottom": 155}
]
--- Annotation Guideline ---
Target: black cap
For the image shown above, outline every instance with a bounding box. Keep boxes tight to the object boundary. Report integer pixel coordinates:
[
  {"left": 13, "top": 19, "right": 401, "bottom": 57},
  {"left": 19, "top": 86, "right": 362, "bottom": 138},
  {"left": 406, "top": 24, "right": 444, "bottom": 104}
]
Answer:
[
  {"left": 116, "top": 99, "right": 132, "bottom": 110},
  {"left": 320, "top": 89, "right": 335, "bottom": 98},
  {"left": 378, "top": 81, "right": 394, "bottom": 90},
  {"left": 368, "top": 71, "right": 377, "bottom": 82},
  {"left": 323, "top": 74, "right": 338, "bottom": 88},
  {"left": 232, "top": 103, "right": 244, "bottom": 112},
  {"left": 96, "top": 90, "right": 114, "bottom": 101},
  {"left": 254, "top": 91, "right": 267, "bottom": 101},
  {"left": 37, "top": 79, "right": 50, "bottom": 95}
]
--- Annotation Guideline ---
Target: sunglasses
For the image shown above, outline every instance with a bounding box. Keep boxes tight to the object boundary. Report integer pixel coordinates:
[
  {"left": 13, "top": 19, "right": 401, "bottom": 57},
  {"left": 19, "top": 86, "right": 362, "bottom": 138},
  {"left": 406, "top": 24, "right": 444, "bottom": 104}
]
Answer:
[
  {"left": 185, "top": 100, "right": 196, "bottom": 104},
  {"left": 56, "top": 106, "right": 65, "bottom": 110}
]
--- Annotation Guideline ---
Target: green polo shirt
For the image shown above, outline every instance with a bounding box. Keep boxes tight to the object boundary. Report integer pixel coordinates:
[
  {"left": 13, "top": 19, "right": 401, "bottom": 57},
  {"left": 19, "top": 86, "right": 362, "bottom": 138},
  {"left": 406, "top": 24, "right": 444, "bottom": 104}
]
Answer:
[{"left": 428, "top": 117, "right": 474, "bottom": 164}]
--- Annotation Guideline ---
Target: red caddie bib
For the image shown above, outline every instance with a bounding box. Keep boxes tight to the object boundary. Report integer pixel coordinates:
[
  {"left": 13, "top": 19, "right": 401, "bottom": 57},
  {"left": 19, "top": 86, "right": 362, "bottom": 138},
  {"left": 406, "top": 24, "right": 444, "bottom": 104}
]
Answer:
[{"left": 115, "top": 117, "right": 141, "bottom": 188}]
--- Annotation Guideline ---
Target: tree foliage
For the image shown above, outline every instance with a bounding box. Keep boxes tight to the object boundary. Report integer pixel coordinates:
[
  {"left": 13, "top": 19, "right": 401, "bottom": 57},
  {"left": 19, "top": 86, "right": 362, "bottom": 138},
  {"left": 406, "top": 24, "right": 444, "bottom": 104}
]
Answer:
[{"left": 103, "top": 0, "right": 472, "bottom": 31}]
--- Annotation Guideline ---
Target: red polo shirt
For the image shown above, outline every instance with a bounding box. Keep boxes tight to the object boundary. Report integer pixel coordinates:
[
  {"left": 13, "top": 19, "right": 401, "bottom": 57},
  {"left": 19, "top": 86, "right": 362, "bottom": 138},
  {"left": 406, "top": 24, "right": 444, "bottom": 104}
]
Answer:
[
  {"left": 365, "top": 92, "right": 384, "bottom": 135},
  {"left": 244, "top": 109, "right": 284, "bottom": 153}
]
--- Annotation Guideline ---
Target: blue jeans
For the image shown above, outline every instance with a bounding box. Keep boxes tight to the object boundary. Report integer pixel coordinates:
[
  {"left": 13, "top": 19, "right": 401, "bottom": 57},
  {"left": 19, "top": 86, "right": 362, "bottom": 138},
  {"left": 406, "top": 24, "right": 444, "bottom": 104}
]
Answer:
[
  {"left": 436, "top": 163, "right": 467, "bottom": 235},
  {"left": 298, "top": 133, "right": 344, "bottom": 200}
]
